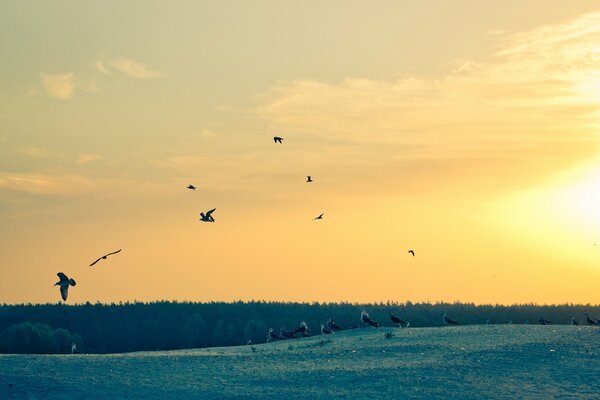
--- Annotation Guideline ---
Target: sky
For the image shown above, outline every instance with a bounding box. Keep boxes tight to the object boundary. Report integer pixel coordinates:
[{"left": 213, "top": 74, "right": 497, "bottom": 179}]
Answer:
[{"left": 1, "top": 1, "right": 600, "bottom": 305}]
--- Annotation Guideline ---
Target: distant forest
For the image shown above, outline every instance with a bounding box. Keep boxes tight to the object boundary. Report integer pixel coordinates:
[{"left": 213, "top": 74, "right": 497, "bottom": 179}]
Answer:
[{"left": 1, "top": 301, "right": 599, "bottom": 354}]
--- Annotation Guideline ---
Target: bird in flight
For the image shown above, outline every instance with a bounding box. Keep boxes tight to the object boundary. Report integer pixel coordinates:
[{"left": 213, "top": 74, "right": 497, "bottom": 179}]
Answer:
[
  {"left": 89, "top": 249, "right": 122, "bottom": 267},
  {"left": 273, "top": 136, "right": 283, "bottom": 144},
  {"left": 408, "top": 250, "right": 415, "bottom": 257},
  {"left": 187, "top": 184, "right": 196, "bottom": 190},
  {"left": 314, "top": 213, "right": 324, "bottom": 220},
  {"left": 199, "top": 208, "right": 216, "bottom": 222},
  {"left": 54, "top": 273, "right": 76, "bottom": 301},
  {"left": 306, "top": 176, "right": 313, "bottom": 183}
]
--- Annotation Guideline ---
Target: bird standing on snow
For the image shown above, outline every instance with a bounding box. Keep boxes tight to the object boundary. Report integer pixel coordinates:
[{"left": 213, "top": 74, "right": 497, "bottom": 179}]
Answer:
[
  {"left": 361, "top": 311, "right": 379, "bottom": 327},
  {"left": 321, "top": 324, "right": 335, "bottom": 335},
  {"left": 199, "top": 208, "right": 216, "bottom": 222},
  {"left": 187, "top": 184, "right": 196, "bottom": 190},
  {"left": 314, "top": 213, "right": 324, "bottom": 220},
  {"left": 389, "top": 312, "right": 407, "bottom": 327},
  {"left": 89, "top": 249, "right": 122, "bottom": 267},
  {"left": 273, "top": 136, "right": 283, "bottom": 144},
  {"left": 54, "top": 273, "right": 76, "bottom": 301},
  {"left": 306, "top": 176, "right": 313, "bottom": 183},
  {"left": 442, "top": 313, "right": 459, "bottom": 325}
]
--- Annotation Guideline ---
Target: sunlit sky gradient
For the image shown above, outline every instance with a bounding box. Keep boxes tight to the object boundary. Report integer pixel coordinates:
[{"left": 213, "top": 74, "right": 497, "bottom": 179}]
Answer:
[{"left": 2, "top": 1, "right": 600, "bottom": 304}]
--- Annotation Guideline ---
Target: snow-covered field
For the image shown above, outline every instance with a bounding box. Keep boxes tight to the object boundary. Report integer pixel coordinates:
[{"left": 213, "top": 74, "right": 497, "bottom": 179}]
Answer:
[{"left": 1, "top": 325, "right": 599, "bottom": 399}]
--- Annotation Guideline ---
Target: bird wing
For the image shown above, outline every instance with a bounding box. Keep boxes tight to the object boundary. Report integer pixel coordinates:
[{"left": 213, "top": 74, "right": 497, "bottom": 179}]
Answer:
[
  {"left": 60, "top": 285, "right": 69, "bottom": 301},
  {"left": 408, "top": 250, "right": 415, "bottom": 256},
  {"left": 89, "top": 257, "right": 103, "bottom": 267},
  {"left": 105, "top": 249, "right": 122, "bottom": 257},
  {"left": 57, "top": 272, "right": 69, "bottom": 282},
  {"left": 206, "top": 208, "right": 216, "bottom": 217}
]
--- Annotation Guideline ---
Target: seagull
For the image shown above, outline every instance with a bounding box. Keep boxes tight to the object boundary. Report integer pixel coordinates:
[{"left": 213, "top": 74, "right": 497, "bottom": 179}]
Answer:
[
  {"left": 570, "top": 316, "right": 579, "bottom": 326},
  {"left": 199, "top": 208, "right": 216, "bottom": 222},
  {"left": 314, "top": 213, "right": 324, "bottom": 220},
  {"left": 54, "top": 273, "right": 76, "bottom": 301},
  {"left": 408, "top": 250, "right": 415, "bottom": 257},
  {"left": 585, "top": 313, "right": 598, "bottom": 326},
  {"left": 389, "top": 312, "right": 406, "bottom": 327},
  {"left": 306, "top": 176, "right": 313, "bottom": 183},
  {"left": 89, "top": 249, "right": 122, "bottom": 267},
  {"left": 273, "top": 136, "right": 283, "bottom": 144},
  {"left": 326, "top": 319, "right": 343, "bottom": 331},
  {"left": 187, "top": 184, "right": 196, "bottom": 190},
  {"left": 538, "top": 317, "right": 551, "bottom": 325},
  {"left": 320, "top": 324, "right": 335, "bottom": 335},
  {"left": 442, "top": 313, "right": 459, "bottom": 325},
  {"left": 361, "top": 311, "right": 379, "bottom": 327}
]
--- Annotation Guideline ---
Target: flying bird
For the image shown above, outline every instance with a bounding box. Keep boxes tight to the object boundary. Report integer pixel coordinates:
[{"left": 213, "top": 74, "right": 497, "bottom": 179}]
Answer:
[
  {"left": 442, "top": 313, "right": 459, "bottom": 325},
  {"left": 199, "top": 208, "right": 216, "bottom": 222},
  {"left": 314, "top": 213, "right": 324, "bottom": 220},
  {"left": 54, "top": 273, "right": 76, "bottom": 301},
  {"left": 187, "top": 184, "right": 196, "bottom": 190},
  {"left": 306, "top": 176, "right": 313, "bottom": 183},
  {"left": 320, "top": 324, "right": 335, "bottom": 335},
  {"left": 408, "top": 250, "right": 415, "bottom": 257},
  {"left": 89, "top": 249, "right": 122, "bottom": 267},
  {"left": 361, "top": 311, "right": 379, "bottom": 327},
  {"left": 389, "top": 312, "right": 407, "bottom": 327},
  {"left": 273, "top": 136, "right": 283, "bottom": 144}
]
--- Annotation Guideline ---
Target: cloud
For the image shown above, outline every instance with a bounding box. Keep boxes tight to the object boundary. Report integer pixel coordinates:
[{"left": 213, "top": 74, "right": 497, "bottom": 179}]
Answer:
[
  {"left": 0, "top": 172, "right": 93, "bottom": 195},
  {"left": 77, "top": 153, "right": 103, "bottom": 164},
  {"left": 40, "top": 73, "right": 76, "bottom": 99},
  {"left": 95, "top": 61, "right": 110, "bottom": 75},
  {"left": 109, "top": 58, "right": 163, "bottom": 79}
]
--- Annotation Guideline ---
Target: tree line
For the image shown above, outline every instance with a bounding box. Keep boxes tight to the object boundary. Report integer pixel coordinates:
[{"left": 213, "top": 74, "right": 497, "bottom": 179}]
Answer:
[{"left": 0, "top": 301, "right": 598, "bottom": 354}]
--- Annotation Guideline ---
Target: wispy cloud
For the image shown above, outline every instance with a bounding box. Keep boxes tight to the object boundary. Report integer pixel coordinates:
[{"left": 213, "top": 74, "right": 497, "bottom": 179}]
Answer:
[
  {"left": 95, "top": 61, "right": 110, "bottom": 75},
  {"left": 109, "top": 58, "right": 163, "bottom": 79},
  {"left": 40, "top": 73, "right": 76, "bottom": 99},
  {"left": 77, "top": 153, "right": 103, "bottom": 164},
  {"left": 0, "top": 172, "right": 93, "bottom": 195}
]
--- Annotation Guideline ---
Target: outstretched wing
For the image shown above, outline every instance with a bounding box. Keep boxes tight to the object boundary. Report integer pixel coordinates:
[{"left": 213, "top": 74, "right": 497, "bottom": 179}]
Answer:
[
  {"left": 89, "top": 257, "right": 103, "bottom": 267},
  {"left": 57, "top": 272, "right": 69, "bottom": 283},
  {"left": 105, "top": 249, "right": 122, "bottom": 257},
  {"left": 206, "top": 208, "right": 216, "bottom": 217},
  {"left": 60, "top": 285, "right": 69, "bottom": 301}
]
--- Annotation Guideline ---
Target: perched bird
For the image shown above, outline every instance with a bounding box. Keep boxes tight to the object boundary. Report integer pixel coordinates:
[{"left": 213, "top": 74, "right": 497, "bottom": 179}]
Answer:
[
  {"left": 199, "top": 208, "right": 216, "bottom": 222},
  {"left": 389, "top": 312, "right": 406, "bottom": 327},
  {"left": 538, "top": 317, "right": 551, "bottom": 325},
  {"left": 89, "top": 249, "right": 122, "bottom": 267},
  {"left": 292, "top": 321, "right": 311, "bottom": 337},
  {"left": 273, "top": 136, "right": 283, "bottom": 144},
  {"left": 71, "top": 343, "right": 81, "bottom": 354},
  {"left": 408, "top": 250, "right": 415, "bottom": 257},
  {"left": 279, "top": 327, "right": 295, "bottom": 339},
  {"left": 442, "top": 313, "right": 459, "bottom": 325},
  {"left": 585, "top": 313, "right": 598, "bottom": 326},
  {"left": 306, "top": 176, "right": 313, "bottom": 183},
  {"left": 361, "top": 311, "right": 379, "bottom": 327},
  {"left": 267, "top": 328, "right": 282, "bottom": 342},
  {"left": 326, "top": 319, "right": 343, "bottom": 331},
  {"left": 320, "top": 324, "right": 335, "bottom": 335},
  {"left": 570, "top": 316, "right": 579, "bottom": 326},
  {"left": 314, "top": 213, "right": 324, "bottom": 220},
  {"left": 187, "top": 184, "right": 196, "bottom": 190},
  {"left": 54, "top": 273, "right": 76, "bottom": 301}
]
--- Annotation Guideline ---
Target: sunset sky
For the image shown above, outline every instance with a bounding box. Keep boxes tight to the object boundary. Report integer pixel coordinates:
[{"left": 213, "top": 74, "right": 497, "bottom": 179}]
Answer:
[{"left": 2, "top": 1, "right": 600, "bottom": 304}]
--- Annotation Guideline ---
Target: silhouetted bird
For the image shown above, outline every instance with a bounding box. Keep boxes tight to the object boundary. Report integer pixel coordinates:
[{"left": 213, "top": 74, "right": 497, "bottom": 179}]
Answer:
[
  {"left": 267, "top": 328, "right": 282, "bottom": 342},
  {"left": 570, "top": 316, "right": 579, "bottom": 326},
  {"left": 585, "top": 313, "right": 598, "bottom": 326},
  {"left": 273, "top": 136, "right": 283, "bottom": 144},
  {"left": 321, "top": 324, "right": 335, "bottom": 335},
  {"left": 314, "top": 213, "right": 324, "bottom": 220},
  {"left": 306, "top": 176, "right": 313, "bottom": 183},
  {"left": 89, "top": 249, "right": 122, "bottom": 267},
  {"left": 54, "top": 273, "right": 76, "bottom": 301},
  {"left": 538, "top": 317, "right": 551, "bottom": 325},
  {"left": 292, "top": 321, "right": 311, "bottom": 337},
  {"left": 408, "top": 250, "right": 415, "bottom": 256},
  {"left": 199, "top": 208, "right": 216, "bottom": 222},
  {"left": 187, "top": 184, "right": 196, "bottom": 190},
  {"left": 279, "top": 327, "right": 295, "bottom": 339},
  {"left": 326, "top": 319, "right": 343, "bottom": 331},
  {"left": 442, "top": 313, "right": 459, "bottom": 325},
  {"left": 71, "top": 343, "right": 81, "bottom": 354},
  {"left": 389, "top": 312, "right": 406, "bottom": 327},
  {"left": 361, "top": 311, "right": 379, "bottom": 327}
]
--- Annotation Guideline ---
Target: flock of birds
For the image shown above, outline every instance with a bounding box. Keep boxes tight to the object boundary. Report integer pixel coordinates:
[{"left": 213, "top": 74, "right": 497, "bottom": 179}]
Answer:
[
  {"left": 53, "top": 136, "right": 416, "bottom": 301},
  {"left": 263, "top": 310, "right": 600, "bottom": 342}
]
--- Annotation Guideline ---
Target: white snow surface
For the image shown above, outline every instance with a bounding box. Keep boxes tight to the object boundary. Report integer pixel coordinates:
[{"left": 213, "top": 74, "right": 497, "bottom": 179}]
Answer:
[{"left": 1, "top": 325, "right": 599, "bottom": 399}]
